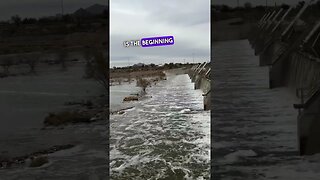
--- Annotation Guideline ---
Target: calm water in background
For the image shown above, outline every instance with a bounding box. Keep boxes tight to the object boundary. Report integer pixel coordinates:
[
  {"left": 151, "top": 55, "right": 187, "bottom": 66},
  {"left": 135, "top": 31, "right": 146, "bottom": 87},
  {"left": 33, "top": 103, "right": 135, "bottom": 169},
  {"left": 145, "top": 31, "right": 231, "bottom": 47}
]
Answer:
[
  {"left": 110, "top": 59, "right": 206, "bottom": 68},
  {"left": 110, "top": 83, "right": 141, "bottom": 112},
  {"left": 212, "top": 40, "right": 320, "bottom": 180},
  {"left": 0, "top": 62, "right": 107, "bottom": 179},
  {"left": 110, "top": 74, "right": 210, "bottom": 179},
  {"left": 0, "top": 63, "right": 101, "bottom": 133}
]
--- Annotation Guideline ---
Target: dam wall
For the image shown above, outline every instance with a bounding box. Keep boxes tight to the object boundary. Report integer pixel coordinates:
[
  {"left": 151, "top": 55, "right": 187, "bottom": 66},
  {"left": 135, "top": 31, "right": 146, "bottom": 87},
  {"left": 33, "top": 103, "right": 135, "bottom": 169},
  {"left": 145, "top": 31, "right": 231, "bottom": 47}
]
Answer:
[
  {"left": 189, "top": 62, "right": 211, "bottom": 110},
  {"left": 250, "top": 1, "right": 320, "bottom": 155}
]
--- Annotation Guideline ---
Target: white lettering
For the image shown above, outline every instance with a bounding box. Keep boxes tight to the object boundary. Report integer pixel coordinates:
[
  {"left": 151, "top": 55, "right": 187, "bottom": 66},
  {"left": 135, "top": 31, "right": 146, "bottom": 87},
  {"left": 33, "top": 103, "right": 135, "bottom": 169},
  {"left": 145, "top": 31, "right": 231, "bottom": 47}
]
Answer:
[{"left": 123, "top": 41, "right": 130, "bottom": 47}]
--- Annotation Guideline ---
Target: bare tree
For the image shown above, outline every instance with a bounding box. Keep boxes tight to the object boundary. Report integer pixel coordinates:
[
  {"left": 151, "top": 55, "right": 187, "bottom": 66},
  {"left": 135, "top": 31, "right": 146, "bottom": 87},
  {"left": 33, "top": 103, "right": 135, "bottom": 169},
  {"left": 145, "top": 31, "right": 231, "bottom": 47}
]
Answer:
[
  {"left": 1, "top": 58, "right": 13, "bottom": 75},
  {"left": 83, "top": 48, "right": 94, "bottom": 78},
  {"left": 80, "top": 33, "right": 108, "bottom": 91},
  {"left": 244, "top": 2, "right": 252, "bottom": 9},
  {"left": 11, "top": 15, "right": 22, "bottom": 26},
  {"left": 127, "top": 73, "right": 132, "bottom": 84},
  {"left": 58, "top": 49, "right": 68, "bottom": 71},
  {"left": 136, "top": 77, "right": 150, "bottom": 93},
  {"left": 92, "top": 50, "right": 108, "bottom": 91},
  {"left": 158, "top": 71, "right": 166, "bottom": 80},
  {"left": 24, "top": 54, "right": 40, "bottom": 74}
]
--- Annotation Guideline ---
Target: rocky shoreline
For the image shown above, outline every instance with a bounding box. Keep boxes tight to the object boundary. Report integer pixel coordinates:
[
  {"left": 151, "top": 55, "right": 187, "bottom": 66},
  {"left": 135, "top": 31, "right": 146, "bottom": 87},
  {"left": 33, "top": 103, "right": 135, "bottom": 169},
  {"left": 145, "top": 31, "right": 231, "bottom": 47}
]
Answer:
[
  {"left": 43, "top": 96, "right": 108, "bottom": 127},
  {"left": 0, "top": 93, "right": 108, "bottom": 170},
  {"left": 110, "top": 106, "right": 135, "bottom": 115},
  {"left": 0, "top": 144, "right": 75, "bottom": 169}
]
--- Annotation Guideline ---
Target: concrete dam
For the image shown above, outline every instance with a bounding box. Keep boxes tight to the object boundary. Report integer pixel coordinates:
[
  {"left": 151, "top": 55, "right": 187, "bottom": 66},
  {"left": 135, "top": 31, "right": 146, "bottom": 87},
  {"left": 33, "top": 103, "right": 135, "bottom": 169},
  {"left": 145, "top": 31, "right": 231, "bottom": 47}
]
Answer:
[
  {"left": 249, "top": 0, "right": 320, "bottom": 155},
  {"left": 188, "top": 62, "right": 211, "bottom": 110}
]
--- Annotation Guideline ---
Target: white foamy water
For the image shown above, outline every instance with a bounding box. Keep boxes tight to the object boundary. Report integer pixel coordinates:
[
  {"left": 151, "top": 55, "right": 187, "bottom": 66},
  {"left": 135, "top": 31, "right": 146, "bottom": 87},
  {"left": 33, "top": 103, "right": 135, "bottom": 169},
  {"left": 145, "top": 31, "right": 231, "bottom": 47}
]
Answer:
[
  {"left": 110, "top": 74, "right": 210, "bottom": 179},
  {"left": 0, "top": 121, "right": 107, "bottom": 179}
]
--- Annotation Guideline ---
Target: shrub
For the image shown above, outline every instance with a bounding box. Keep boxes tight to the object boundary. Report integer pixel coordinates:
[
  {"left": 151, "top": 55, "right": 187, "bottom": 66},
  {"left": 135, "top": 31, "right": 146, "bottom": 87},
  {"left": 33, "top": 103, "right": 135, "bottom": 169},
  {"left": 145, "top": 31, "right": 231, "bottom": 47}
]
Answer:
[
  {"left": 136, "top": 78, "right": 150, "bottom": 93},
  {"left": 29, "top": 156, "right": 48, "bottom": 167},
  {"left": 158, "top": 71, "right": 166, "bottom": 80},
  {"left": 44, "top": 111, "right": 91, "bottom": 126}
]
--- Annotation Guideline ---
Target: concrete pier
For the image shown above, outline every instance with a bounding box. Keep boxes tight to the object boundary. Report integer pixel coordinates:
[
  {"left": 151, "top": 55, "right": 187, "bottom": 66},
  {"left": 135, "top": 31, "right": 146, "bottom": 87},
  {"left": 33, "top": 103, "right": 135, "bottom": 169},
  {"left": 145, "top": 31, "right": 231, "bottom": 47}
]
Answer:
[
  {"left": 250, "top": 2, "right": 320, "bottom": 155},
  {"left": 212, "top": 40, "right": 299, "bottom": 179},
  {"left": 189, "top": 63, "right": 211, "bottom": 110}
]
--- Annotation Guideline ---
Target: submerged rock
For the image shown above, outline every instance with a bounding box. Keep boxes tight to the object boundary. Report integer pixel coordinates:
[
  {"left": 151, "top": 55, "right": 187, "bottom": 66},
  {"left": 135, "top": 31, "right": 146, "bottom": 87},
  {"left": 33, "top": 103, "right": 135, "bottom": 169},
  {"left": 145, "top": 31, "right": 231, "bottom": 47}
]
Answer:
[
  {"left": 123, "top": 96, "right": 139, "bottom": 102},
  {"left": 118, "top": 111, "right": 125, "bottom": 115},
  {"left": 110, "top": 106, "right": 135, "bottom": 115}
]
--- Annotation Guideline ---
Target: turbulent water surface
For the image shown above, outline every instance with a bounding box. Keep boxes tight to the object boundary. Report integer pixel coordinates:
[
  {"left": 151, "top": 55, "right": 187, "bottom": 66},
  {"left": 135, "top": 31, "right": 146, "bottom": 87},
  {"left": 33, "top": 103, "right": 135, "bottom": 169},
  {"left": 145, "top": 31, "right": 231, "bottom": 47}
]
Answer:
[
  {"left": 213, "top": 40, "right": 320, "bottom": 179},
  {"left": 110, "top": 74, "right": 210, "bottom": 179}
]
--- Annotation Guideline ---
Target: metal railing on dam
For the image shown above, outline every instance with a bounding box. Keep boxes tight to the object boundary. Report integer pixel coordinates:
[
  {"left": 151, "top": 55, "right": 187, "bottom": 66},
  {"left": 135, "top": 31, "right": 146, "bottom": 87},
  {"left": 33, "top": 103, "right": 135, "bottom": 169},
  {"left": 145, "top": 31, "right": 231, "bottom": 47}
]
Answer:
[
  {"left": 249, "top": 0, "right": 320, "bottom": 155},
  {"left": 188, "top": 62, "right": 211, "bottom": 110}
]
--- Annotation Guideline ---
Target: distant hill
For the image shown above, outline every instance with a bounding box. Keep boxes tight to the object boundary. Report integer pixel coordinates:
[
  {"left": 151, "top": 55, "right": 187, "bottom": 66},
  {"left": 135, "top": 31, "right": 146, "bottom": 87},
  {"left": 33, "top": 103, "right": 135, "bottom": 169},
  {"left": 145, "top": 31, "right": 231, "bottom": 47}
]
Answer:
[
  {"left": 85, "top": 4, "right": 107, "bottom": 15},
  {"left": 73, "top": 8, "right": 93, "bottom": 17},
  {"left": 73, "top": 4, "right": 107, "bottom": 17}
]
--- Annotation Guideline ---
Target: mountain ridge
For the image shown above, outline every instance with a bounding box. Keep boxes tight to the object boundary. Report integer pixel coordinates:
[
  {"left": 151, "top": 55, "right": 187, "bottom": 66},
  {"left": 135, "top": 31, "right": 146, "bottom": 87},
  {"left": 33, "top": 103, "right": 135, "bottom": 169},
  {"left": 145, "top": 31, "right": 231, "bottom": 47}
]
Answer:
[{"left": 73, "top": 4, "right": 107, "bottom": 16}]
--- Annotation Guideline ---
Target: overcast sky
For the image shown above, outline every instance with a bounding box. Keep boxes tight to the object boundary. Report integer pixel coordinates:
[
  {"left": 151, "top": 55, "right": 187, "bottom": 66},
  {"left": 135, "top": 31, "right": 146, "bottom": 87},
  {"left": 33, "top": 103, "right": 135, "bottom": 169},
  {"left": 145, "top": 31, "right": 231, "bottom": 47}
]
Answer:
[
  {"left": 213, "top": 0, "right": 303, "bottom": 7},
  {"left": 110, "top": 0, "right": 210, "bottom": 66},
  {"left": 0, "top": 0, "right": 107, "bottom": 21}
]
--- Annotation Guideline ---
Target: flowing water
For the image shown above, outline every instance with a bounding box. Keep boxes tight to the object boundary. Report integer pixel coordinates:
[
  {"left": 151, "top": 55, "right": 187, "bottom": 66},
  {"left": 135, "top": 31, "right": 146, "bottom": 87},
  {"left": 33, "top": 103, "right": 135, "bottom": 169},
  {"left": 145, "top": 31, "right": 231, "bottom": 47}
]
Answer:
[
  {"left": 0, "top": 62, "right": 107, "bottom": 179},
  {"left": 212, "top": 40, "right": 320, "bottom": 179},
  {"left": 110, "top": 74, "right": 210, "bottom": 179}
]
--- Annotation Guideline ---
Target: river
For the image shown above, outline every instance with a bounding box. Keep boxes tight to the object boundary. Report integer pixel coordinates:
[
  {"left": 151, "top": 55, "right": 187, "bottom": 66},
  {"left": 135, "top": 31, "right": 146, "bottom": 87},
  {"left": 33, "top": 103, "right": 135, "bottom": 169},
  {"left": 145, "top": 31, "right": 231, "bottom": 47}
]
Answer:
[
  {"left": 110, "top": 74, "right": 210, "bottom": 179},
  {"left": 212, "top": 40, "right": 320, "bottom": 179},
  {"left": 0, "top": 62, "right": 107, "bottom": 179}
]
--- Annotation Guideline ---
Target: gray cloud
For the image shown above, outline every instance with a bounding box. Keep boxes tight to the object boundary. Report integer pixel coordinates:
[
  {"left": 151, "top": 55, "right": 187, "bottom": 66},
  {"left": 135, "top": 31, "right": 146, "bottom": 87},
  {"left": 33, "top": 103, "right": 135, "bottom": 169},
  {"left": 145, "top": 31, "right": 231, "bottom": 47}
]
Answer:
[
  {"left": 144, "top": 0, "right": 210, "bottom": 26},
  {"left": 110, "top": 0, "right": 210, "bottom": 66}
]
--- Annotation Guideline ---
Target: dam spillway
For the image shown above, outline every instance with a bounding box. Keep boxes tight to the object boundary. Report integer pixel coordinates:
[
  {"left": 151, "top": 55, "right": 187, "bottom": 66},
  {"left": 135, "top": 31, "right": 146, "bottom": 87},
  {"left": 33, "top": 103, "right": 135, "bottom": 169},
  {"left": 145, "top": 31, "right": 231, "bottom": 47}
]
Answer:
[
  {"left": 212, "top": 40, "right": 302, "bottom": 179},
  {"left": 249, "top": 2, "right": 320, "bottom": 155}
]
